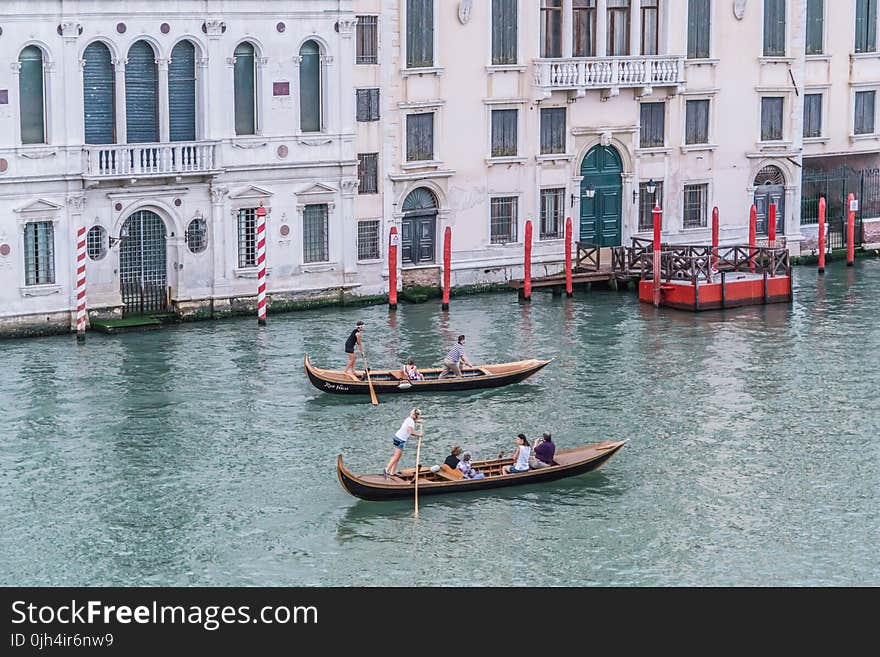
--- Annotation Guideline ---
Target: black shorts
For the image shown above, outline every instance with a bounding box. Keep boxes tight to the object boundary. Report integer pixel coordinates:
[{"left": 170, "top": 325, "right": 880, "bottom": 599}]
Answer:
[{"left": 345, "top": 348, "right": 355, "bottom": 354}]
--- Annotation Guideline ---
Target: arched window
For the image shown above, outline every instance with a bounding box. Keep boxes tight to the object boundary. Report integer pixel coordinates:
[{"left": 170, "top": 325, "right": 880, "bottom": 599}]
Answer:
[
  {"left": 233, "top": 42, "right": 256, "bottom": 135},
  {"left": 169, "top": 40, "right": 197, "bottom": 142},
  {"left": 126, "top": 41, "right": 159, "bottom": 143},
  {"left": 83, "top": 42, "right": 115, "bottom": 144},
  {"left": 754, "top": 165, "right": 785, "bottom": 186},
  {"left": 19, "top": 46, "right": 46, "bottom": 144},
  {"left": 299, "top": 40, "right": 321, "bottom": 133}
]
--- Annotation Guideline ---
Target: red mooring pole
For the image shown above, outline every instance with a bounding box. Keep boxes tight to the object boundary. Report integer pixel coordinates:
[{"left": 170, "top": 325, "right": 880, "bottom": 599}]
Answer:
[
  {"left": 768, "top": 203, "right": 777, "bottom": 249},
  {"left": 818, "top": 196, "right": 826, "bottom": 274},
  {"left": 564, "top": 216, "right": 573, "bottom": 297},
  {"left": 442, "top": 226, "right": 451, "bottom": 310},
  {"left": 523, "top": 219, "right": 533, "bottom": 302},
  {"left": 256, "top": 202, "right": 267, "bottom": 326},
  {"left": 711, "top": 206, "right": 719, "bottom": 275},
  {"left": 75, "top": 226, "right": 87, "bottom": 342},
  {"left": 388, "top": 226, "right": 398, "bottom": 309},
  {"left": 652, "top": 205, "right": 662, "bottom": 308},
  {"left": 749, "top": 204, "right": 757, "bottom": 272},
  {"left": 846, "top": 193, "right": 856, "bottom": 266}
]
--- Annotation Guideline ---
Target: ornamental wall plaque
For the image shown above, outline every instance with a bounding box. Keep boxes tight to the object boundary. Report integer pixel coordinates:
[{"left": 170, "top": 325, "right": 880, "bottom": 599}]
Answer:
[
  {"left": 458, "top": 0, "right": 473, "bottom": 25},
  {"left": 733, "top": 0, "right": 747, "bottom": 21}
]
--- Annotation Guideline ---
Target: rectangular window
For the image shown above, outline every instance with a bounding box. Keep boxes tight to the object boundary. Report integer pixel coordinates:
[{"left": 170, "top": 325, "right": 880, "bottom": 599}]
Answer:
[
  {"left": 492, "top": 0, "right": 518, "bottom": 64},
  {"left": 761, "top": 97, "right": 784, "bottom": 141},
  {"left": 683, "top": 184, "right": 708, "bottom": 229},
  {"left": 237, "top": 208, "right": 257, "bottom": 268},
  {"left": 803, "top": 93, "right": 822, "bottom": 138},
  {"left": 685, "top": 99, "right": 710, "bottom": 145},
  {"left": 406, "top": 0, "right": 434, "bottom": 68},
  {"left": 541, "top": 0, "right": 563, "bottom": 58},
  {"left": 490, "top": 197, "right": 518, "bottom": 244},
  {"left": 357, "top": 220, "right": 381, "bottom": 261},
  {"left": 763, "top": 0, "right": 786, "bottom": 57},
  {"left": 406, "top": 112, "right": 434, "bottom": 161},
  {"left": 573, "top": 0, "right": 597, "bottom": 57},
  {"left": 23, "top": 221, "right": 54, "bottom": 285},
  {"left": 855, "top": 90, "right": 876, "bottom": 135},
  {"left": 491, "top": 109, "right": 518, "bottom": 157},
  {"left": 540, "top": 107, "right": 566, "bottom": 154},
  {"left": 356, "top": 88, "right": 380, "bottom": 122},
  {"left": 855, "top": 0, "right": 878, "bottom": 53},
  {"left": 640, "top": 102, "right": 665, "bottom": 148},
  {"left": 639, "top": 181, "right": 664, "bottom": 231},
  {"left": 540, "top": 188, "right": 565, "bottom": 240},
  {"left": 356, "top": 16, "right": 378, "bottom": 64},
  {"left": 687, "top": 0, "right": 711, "bottom": 58},
  {"left": 18, "top": 47, "right": 45, "bottom": 144},
  {"left": 806, "top": 0, "right": 824, "bottom": 55},
  {"left": 641, "top": 0, "right": 660, "bottom": 55},
  {"left": 303, "top": 204, "right": 329, "bottom": 263},
  {"left": 608, "top": 0, "right": 631, "bottom": 56},
  {"left": 358, "top": 153, "right": 379, "bottom": 194}
]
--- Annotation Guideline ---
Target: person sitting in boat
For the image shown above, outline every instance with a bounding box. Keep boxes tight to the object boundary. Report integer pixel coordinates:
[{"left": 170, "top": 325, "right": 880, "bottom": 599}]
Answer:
[
  {"left": 458, "top": 452, "right": 485, "bottom": 480},
  {"left": 529, "top": 432, "right": 555, "bottom": 470},
  {"left": 444, "top": 445, "right": 463, "bottom": 470},
  {"left": 438, "top": 335, "right": 474, "bottom": 379},
  {"left": 401, "top": 359, "right": 425, "bottom": 381},
  {"left": 502, "top": 434, "right": 531, "bottom": 474}
]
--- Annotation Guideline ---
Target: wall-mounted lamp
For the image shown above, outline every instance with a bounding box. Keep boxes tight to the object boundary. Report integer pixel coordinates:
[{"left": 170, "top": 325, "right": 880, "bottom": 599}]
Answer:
[
  {"left": 108, "top": 224, "right": 129, "bottom": 249},
  {"left": 646, "top": 179, "right": 657, "bottom": 196},
  {"left": 584, "top": 184, "right": 596, "bottom": 199}
]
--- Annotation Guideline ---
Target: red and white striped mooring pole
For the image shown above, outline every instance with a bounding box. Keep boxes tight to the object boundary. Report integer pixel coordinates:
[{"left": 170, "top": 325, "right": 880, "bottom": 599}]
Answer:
[
  {"left": 652, "top": 205, "right": 662, "bottom": 308},
  {"left": 75, "top": 226, "right": 87, "bottom": 342},
  {"left": 256, "top": 202, "right": 268, "bottom": 326}
]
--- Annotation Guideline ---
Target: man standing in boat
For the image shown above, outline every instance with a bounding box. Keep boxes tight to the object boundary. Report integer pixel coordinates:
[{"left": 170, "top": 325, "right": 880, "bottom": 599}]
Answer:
[
  {"left": 439, "top": 334, "right": 473, "bottom": 379},
  {"left": 343, "top": 321, "right": 365, "bottom": 380}
]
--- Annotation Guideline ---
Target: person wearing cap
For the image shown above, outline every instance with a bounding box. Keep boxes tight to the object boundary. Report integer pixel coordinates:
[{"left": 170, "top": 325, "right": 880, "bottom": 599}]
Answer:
[
  {"left": 343, "top": 321, "right": 365, "bottom": 379},
  {"left": 529, "top": 432, "right": 556, "bottom": 469},
  {"left": 384, "top": 408, "right": 423, "bottom": 478}
]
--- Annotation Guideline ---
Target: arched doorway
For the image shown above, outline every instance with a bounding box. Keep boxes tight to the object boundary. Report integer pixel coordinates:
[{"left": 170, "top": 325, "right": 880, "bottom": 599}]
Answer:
[
  {"left": 754, "top": 165, "right": 785, "bottom": 236},
  {"left": 119, "top": 210, "right": 168, "bottom": 315},
  {"left": 401, "top": 187, "right": 437, "bottom": 266},
  {"left": 580, "top": 145, "right": 623, "bottom": 247}
]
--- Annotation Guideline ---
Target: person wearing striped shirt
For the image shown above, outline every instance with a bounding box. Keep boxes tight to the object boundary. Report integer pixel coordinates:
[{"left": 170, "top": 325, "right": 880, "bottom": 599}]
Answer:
[{"left": 439, "top": 334, "right": 473, "bottom": 378}]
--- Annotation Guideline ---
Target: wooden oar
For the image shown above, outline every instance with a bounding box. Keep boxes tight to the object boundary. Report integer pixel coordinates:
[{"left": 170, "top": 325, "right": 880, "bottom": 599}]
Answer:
[
  {"left": 414, "top": 419, "right": 424, "bottom": 518},
  {"left": 358, "top": 344, "right": 378, "bottom": 406}
]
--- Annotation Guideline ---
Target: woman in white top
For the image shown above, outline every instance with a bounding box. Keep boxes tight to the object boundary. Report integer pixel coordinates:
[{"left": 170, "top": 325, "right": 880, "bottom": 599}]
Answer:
[
  {"left": 384, "top": 408, "right": 423, "bottom": 477},
  {"left": 503, "top": 433, "right": 531, "bottom": 474}
]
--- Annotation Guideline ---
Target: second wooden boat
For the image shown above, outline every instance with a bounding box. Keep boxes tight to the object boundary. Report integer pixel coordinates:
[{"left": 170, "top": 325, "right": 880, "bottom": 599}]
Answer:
[{"left": 304, "top": 354, "right": 551, "bottom": 395}]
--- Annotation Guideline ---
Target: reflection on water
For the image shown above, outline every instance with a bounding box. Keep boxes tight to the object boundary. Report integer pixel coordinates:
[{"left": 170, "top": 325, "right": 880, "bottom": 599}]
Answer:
[{"left": 1, "top": 261, "right": 879, "bottom": 586}]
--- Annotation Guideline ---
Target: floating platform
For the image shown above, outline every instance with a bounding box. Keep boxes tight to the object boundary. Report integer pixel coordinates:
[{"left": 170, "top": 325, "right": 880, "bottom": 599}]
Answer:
[
  {"left": 89, "top": 314, "right": 170, "bottom": 334},
  {"left": 638, "top": 271, "right": 792, "bottom": 311}
]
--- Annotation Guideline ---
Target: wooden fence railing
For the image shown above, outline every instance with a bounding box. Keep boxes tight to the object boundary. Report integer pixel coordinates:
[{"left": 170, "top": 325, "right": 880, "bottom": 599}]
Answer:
[
  {"left": 633, "top": 245, "right": 790, "bottom": 283},
  {"left": 576, "top": 242, "right": 600, "bottom": 271}
]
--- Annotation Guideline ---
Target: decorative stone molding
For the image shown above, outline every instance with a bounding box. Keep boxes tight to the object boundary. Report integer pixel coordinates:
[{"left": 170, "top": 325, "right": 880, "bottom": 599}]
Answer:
[
  {"left": 297, "top": 136, "right": 333, "bottom": 146},
  {"left": 320, "top": 55, "right": 334, "bottom": 65},
  {"left": 600, "top": 131, "right": 613, "bottom": 147},
  {"left": 256, "top": 57, "right": 269, "bottom": 69},
  {"left": 337, "top": 18, "right": 358, "bottom": 36},
  {"left": 156, "top": 58, "right": 169, "bottom": 71},
  {"left": 210, "top": 186, "right": 229, "bottom": 204},
  {"left": 458, "top": 0, "right": 473, "bottom": 25},
  {"left": 292, "top": 55, "right": 303, "bottom": 65},
  {"left": 61, "top": 22, "right": 82, "bottom": 39},
  {"left": 10, "top": 62, "right": 21, "bottom": 74},
  {"left": 114, "top": 58, "right": 127, "bottom": 69},
  {"left": 204, "top": 19, "right": 226, "bottom": 38},
  {"left": 733, "top": 0, "right": 747, "bottom": 21},
  {"left": 341, "top": 178, "right": 359, "bottom": 196},
  {"left": 67, "top": 194, "right": 86, "bottom": 212},
  {"left": 196, "top": 57, "right": 209, "bottom": 69},
  {"left": 226, "top": 56, "right": 237, "bottom": 67}
]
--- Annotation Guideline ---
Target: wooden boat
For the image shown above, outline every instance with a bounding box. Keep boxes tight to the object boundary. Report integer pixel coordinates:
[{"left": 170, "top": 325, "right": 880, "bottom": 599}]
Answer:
[
  {"left": 304, "top": 354, "right": 551, "bottom": 395},
  {"left": 337, "top": 440, "right": 626, "bottom": 501}
]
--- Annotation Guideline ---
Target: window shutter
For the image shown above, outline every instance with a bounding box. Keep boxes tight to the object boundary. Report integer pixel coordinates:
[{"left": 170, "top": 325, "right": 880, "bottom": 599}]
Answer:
[
  {"left": 83, "top": 42, "right": 115, "bottom": 144},
  {"left": 356, "top": 89, "right": 369, "bottom": 121},
  {"left": 407, "top": 0, "right": 434, "bottom": 68},
  {"left": 686, "top": 100, "right": 709, "bottom": 144},
  {"left": 18, "top": 46, "right": 45, "bottom": 144},
  {"left": 764, "top": 0, "right": 786, "bottom": 56},
  {"left": 806, "top": 0, "right": 824, "bottom": 54},
  {"left": 126, "top": 41, "right": 159, "bottom": 143},
  {"left": 492, "top": 0, "right": 518, "bottom": 65},
  {"left": 234, "top": 43, "right": 256, "bottom": 136},
  {"left": 492, "top": 109, "right": 517, "bottom": 157},
  {"left": 169, "top": 40, "right": 196, "bottom": 142},
  {"left": 300, "top": 41, "right": 321, "bottom": 132}
]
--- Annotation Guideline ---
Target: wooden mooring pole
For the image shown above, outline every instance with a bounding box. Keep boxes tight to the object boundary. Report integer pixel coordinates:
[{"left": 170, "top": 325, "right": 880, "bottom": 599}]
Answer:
[
  {"left": 441, "top": 226, "right": 451, "bottom": 310},
  {"left": 388, "top": 226, "right": 398, "bottom": 310},
  {"left": 847, "top": 193, "right": 856, "bottom": 266},
  {"left": 564, "top": 217, "right": 573, "bottom": 297},
  {"left": 749, "top": 205, "right": 757, "bottom": 272},
  {"left": 523, "top": 219, "right": 533, "bottom": 302},
  {"left": 652, "top": 205, "right": 662, "bottom": 308},
  {"left": 768, "top": 203, "right": 777, "bottom": 249},
  {"left": 711, "top": 206, "right": 719, "bottom": 276},
  {"left": 818, "top": 197, "right": 826, "bottom": 274}
]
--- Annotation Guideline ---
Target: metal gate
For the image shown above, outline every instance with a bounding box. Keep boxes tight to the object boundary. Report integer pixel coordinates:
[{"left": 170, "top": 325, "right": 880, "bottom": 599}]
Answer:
[
  {"left": 119, "top": 210, "right": 168, "bottom": 315},
  {"left": 801, "top": 166, "right": 868, "bottom": 249}
]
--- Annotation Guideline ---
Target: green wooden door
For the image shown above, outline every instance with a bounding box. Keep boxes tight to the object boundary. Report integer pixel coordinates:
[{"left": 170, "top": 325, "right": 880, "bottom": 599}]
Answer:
[{"left": 580, "top": 145, "right": 623, "bottom": 247}]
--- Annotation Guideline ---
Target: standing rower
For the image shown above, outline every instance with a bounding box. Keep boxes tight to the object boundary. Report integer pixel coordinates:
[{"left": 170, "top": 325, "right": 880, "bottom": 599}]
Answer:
[{"left": 343, "top": 321, "right": 365, "bottom": 380}]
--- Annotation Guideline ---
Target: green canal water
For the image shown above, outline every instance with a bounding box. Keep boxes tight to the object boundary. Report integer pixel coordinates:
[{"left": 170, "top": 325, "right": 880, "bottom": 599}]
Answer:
[{"left": 2, "top": 261, "right": 879, "bottom": 586}]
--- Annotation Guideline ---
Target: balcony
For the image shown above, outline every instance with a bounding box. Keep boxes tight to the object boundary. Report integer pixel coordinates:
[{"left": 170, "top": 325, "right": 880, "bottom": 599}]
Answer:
[
  {"left": 83, "top": 141, "right": 219, "bottom": 180},
  {"left": 534, "top": 55, "right": 686, "bottom": 97}
]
